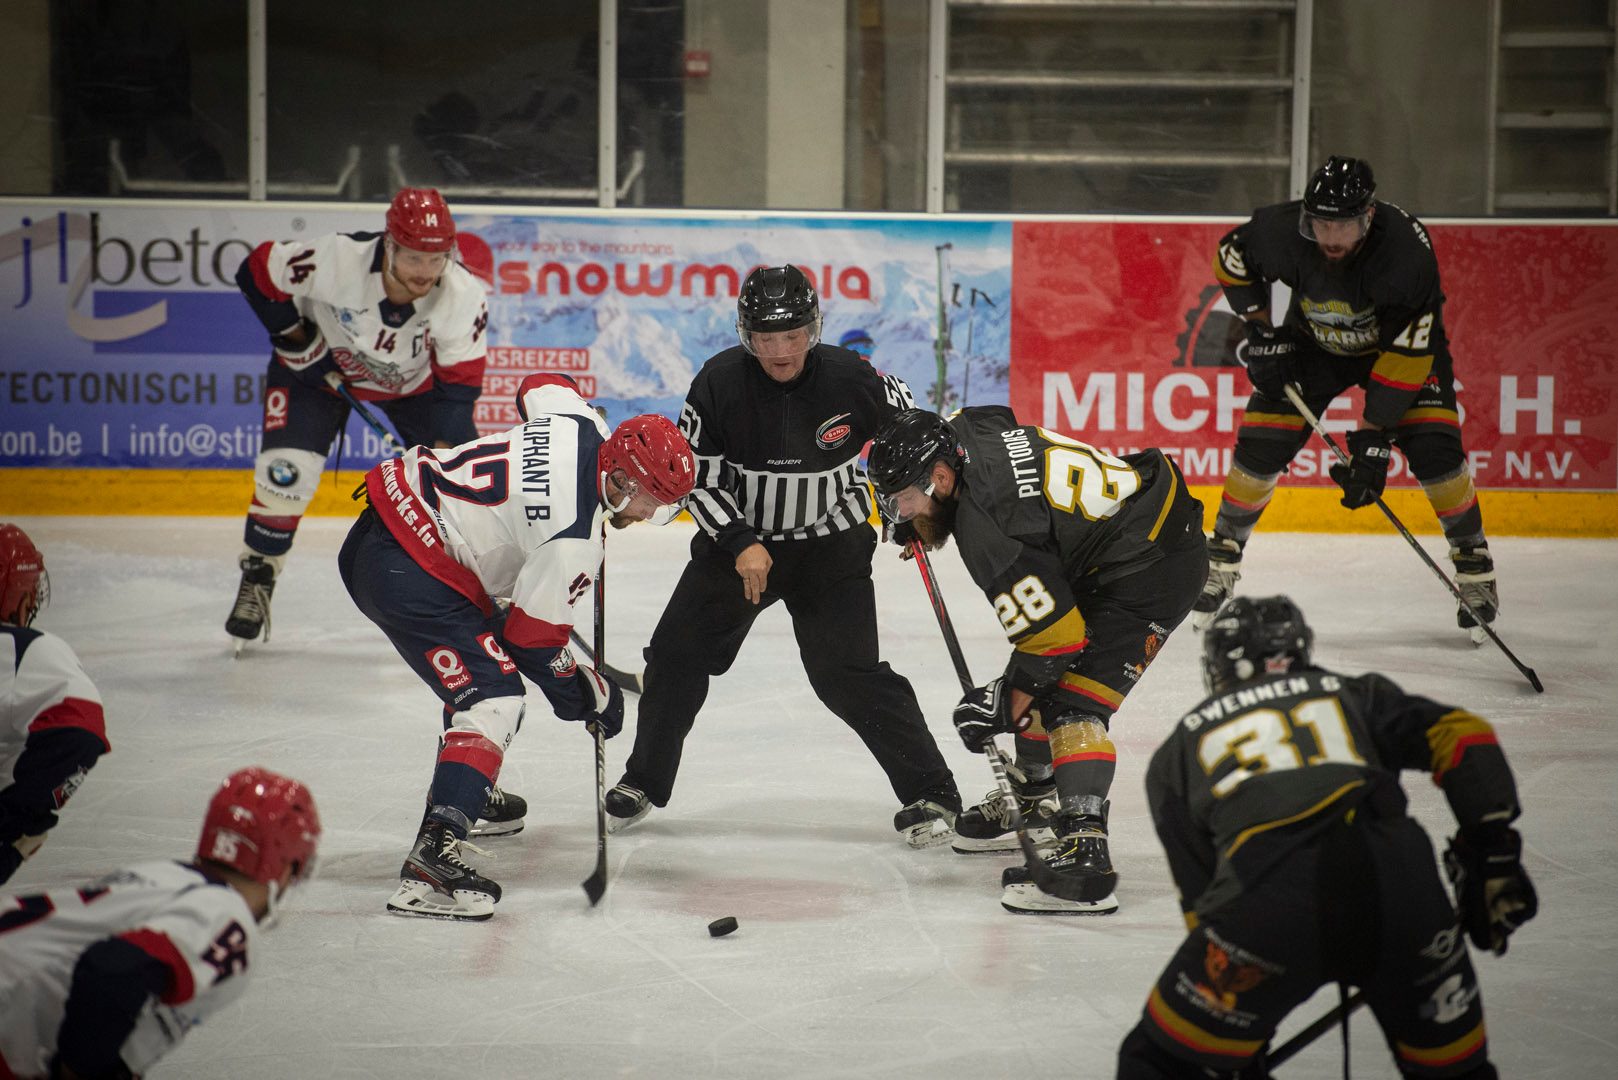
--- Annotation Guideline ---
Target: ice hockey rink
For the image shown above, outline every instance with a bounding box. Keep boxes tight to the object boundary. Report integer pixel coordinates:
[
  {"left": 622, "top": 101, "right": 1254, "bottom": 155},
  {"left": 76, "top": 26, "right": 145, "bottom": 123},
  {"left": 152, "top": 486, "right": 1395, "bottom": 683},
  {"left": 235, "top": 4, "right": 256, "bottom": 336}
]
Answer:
[{"left": 6, "top": 513, "right": 1615, "bottom": 1079}]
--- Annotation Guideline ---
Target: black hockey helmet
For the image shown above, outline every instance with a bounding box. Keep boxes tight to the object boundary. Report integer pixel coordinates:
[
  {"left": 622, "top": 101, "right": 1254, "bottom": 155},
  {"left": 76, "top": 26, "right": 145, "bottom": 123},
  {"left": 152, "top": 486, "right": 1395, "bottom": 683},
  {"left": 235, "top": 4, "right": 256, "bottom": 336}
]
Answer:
[
  {"left": 736, "top": 265, "right": 821, "bottom": 355},
  {"left": 867, "top": 408, "right": 963, "bottom": 522},
  {"left": 1299, "top": 157, "right": 1376, "bottom": 243},
  {"left": 1201, "top": 595, "right": 1315, "bottom": 694}
]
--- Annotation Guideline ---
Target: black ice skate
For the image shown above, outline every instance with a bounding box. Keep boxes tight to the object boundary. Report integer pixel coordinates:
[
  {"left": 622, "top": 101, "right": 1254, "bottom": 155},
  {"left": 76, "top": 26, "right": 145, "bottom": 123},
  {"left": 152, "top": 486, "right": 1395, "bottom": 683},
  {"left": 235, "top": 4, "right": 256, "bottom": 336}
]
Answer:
[
  {"left": 388, "top": 821, "right": 501, "bottom": 921},
  {"left": 469, "top": 786, "right": 527, "bottom": 838},
  {"left": 226, "top": 553, "right": 282, "bottom": 656},
  {"left": 952, "top": 766, "right": 1059, "bottom": 854},
  {"left": 604, "top": 782, "right": 652, "bottom": 834},
  {"left": 894, "top": 787, "right": 961, "bottom": 849},
  {"left": 1190, "top": 537, "right": 1243, "bottom": 631},
  {"left": 1452, "top": 545, "right": 1499, "bottom": 645},
  {"left": 1000, "top": 812, "right": 1119, "bottom": 915}
]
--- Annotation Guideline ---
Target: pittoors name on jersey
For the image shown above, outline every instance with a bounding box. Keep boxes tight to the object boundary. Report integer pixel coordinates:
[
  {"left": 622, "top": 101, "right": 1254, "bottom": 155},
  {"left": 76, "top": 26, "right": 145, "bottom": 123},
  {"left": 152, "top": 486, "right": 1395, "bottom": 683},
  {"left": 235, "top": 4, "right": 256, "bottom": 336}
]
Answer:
[
  {"left": 1000, "top": 428, "right": 1041, "bottom": 498},
  {"left": 521, "top": 415, "right": 553, "bottom": 522}
]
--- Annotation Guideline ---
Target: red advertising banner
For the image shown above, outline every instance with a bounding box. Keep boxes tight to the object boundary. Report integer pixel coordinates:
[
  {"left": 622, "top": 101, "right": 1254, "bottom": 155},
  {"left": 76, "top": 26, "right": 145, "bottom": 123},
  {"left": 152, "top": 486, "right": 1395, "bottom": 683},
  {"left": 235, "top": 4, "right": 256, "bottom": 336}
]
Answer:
[{"left": 1010, "top": 221, "right": 1618, "bottom": 492}]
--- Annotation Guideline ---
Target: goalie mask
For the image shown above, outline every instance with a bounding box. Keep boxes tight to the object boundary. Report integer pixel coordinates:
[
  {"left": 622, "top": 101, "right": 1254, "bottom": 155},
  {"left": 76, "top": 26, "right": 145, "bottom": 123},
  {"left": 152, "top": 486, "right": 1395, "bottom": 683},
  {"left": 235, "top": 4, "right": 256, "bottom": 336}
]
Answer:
[
  {"left": 1201, "top": 595, "right": 1315, "bottom": 694},
  {"left": 0, "top": 523, "right": 49, "bottom": 628},
  {"left": 867, "top": 408, "right": 964, "bottom": 523}
]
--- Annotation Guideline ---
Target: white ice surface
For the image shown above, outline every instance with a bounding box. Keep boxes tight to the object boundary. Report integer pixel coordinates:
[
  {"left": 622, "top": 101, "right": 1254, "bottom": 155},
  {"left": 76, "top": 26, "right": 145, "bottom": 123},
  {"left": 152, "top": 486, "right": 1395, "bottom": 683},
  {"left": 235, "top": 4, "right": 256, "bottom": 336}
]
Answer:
[{"left": 6, "top": 516, "right": 1616, "bottom": 1079}]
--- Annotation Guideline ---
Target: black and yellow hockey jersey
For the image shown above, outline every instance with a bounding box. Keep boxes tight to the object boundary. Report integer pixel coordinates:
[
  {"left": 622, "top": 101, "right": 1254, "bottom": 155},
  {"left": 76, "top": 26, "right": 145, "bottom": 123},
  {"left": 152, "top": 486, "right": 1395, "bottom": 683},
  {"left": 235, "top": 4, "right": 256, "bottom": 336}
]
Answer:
[
  {"left": 946, "top": 406, "right": 1191, "bottom": 696},
  {"left": 1144, "top": 667, "right": 1518, "bottom": 922},
  {"left": 1214, "top": 200, "right": 1448, "bottom": 429}
]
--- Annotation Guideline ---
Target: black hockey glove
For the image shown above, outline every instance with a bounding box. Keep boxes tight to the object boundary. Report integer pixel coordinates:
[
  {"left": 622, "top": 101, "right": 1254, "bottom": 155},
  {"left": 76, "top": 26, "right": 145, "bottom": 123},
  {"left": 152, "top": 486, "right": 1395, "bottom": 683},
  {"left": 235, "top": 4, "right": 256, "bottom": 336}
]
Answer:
[
  {"left": 1329, "top": 428, "right": 1393, "bottom": 509},
  {"left": 952, "top": 677, "right": 1022, "bottom": 753},
  {"left": 1242, "top": 322, "right": 1297, "bottom": 399},
  {"left": 576, "top": 665, "right": 625, "bottom": 739},
  {"left": 1444, "top": 825, "right": 1538, "bottom": 956}
]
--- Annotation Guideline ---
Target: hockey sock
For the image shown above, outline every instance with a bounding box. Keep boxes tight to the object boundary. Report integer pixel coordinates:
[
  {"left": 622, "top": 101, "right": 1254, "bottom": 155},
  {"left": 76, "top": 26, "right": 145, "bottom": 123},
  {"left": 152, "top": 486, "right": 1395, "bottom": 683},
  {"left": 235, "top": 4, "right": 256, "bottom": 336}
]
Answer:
[
  {"left": 1047, "top": 716, "right": 1116, "bottom": 821},
  {"left": 428, "top": 731, "right": 503, "bottom": 837},
  {"left": 1215, "top": 461, "right": 1280, "bottom": 545},
  {"left": 1420, "top": 465, "right": 1484, "bottom": 543},
  {"left": 1013, "top": 713, "right": 1054, "bottom": 782}
]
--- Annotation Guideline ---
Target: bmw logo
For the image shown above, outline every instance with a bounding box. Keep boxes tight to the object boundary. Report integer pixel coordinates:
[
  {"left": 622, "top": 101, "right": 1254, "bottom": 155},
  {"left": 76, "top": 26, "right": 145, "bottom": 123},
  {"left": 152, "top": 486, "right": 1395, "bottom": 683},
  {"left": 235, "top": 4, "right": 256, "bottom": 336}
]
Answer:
[{"left": 268, "top": 459, "right": 300, "bottom": 486}]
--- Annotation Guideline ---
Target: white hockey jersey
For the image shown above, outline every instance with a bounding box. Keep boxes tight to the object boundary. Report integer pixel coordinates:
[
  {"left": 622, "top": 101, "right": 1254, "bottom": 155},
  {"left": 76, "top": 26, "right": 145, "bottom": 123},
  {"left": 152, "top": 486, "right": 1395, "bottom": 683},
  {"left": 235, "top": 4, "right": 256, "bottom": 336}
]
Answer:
[
  {"left": 0, "top": 860, "right": 260, "bottom": 1075},
  {"left": 364, "top": 376, "right": 608, "bottom": 651},
  {"left": 241, "top": 231, "right": 488, "bottom": 400},
  {"left": 2, "top": 626, "right": 107, "bottom": 787}
]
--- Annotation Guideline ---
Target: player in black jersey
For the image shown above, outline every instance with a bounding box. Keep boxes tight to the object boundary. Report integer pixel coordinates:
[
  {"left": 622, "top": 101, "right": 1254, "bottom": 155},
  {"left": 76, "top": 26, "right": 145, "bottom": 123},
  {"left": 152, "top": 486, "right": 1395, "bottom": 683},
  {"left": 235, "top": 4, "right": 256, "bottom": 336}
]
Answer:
[
  {"left": 603, "top": 266, "right": 960, "bottom": 847},
  {"left": 1196, "top": 156, "right": 1500, "bottom": 644},
  {"left": 1117, "top": 596, "right": 1536, "bottom": 1079},
  {"left": 868, "top": 407, "right": 1207, "bottom": 914}
]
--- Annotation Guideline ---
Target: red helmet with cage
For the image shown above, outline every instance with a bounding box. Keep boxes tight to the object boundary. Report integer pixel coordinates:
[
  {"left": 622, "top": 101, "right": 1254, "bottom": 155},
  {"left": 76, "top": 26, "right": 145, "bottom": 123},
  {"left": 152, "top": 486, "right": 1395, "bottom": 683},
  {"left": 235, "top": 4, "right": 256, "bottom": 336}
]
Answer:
[
  {"left": 385, "top": 187, "right": 456, "bottom": 253},
  {"left": 0, "top": 523, "right": 48, "bottom": 627},
  {"left": 599, "top": 415, "right": 695, "bottom": 507},
  {"left": 197, "top": 767, "right": 321, "bottom": 887}
]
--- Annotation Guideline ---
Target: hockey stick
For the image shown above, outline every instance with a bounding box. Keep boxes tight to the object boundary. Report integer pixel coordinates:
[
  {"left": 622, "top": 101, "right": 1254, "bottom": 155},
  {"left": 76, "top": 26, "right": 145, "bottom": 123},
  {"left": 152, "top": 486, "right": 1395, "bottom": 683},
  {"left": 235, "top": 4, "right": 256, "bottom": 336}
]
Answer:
[
  {"left": 1266, "top": 989, "right": 1366, "bottom": 1069},
  {"left": 1283, "top": 383, "right": 1543, "bottom": 693},
  {"left": 567, "top": 629, "right": 644, "bottom": 695},
  {"left": 907, "top": 540, "right": 1065, "bottom": 895},
  {"left": 325, "top": 373, "right": 409, "bottom": 458},
  {"left": 581, "top": 523, "right": 610, "bottom": 906}
]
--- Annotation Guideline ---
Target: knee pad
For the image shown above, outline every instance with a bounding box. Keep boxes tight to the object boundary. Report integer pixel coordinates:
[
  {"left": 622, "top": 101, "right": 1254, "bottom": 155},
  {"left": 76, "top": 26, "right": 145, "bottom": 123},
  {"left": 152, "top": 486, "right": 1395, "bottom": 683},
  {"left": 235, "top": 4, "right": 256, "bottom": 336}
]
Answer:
[
  {"left": 1397, "top": 431, "right": 1466, "bottom": 480},
  {"left": 252, "top": 448, "right": 326, "bottom": 517},
  {"left": 451, "top": 694, "right": 525, "bottom": 755}
]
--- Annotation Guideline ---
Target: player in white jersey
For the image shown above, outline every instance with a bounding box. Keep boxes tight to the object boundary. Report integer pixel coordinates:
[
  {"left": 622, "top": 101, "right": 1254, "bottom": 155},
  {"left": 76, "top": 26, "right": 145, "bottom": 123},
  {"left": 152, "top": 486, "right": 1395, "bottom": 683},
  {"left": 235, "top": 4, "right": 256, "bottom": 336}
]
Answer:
[
  {"left": 0, "top": 766, "right": 319, "bottom": 1077},
  {"left": 226, "top": 187, "right": 491, "bottom": 654},
  {"left": 338, "top": 373, "right": 695, "bottom": 920},
  {"left": 1, "top": 525, "right": 108, "bottom": 887}
]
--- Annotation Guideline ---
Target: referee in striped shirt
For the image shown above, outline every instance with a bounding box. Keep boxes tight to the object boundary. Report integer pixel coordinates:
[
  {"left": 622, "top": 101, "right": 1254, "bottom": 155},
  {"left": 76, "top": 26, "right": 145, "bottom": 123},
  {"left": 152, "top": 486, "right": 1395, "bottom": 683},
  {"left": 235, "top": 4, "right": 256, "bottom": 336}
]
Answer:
[{"left": 604, "top": 265, "right": 960, "bottom": 846}]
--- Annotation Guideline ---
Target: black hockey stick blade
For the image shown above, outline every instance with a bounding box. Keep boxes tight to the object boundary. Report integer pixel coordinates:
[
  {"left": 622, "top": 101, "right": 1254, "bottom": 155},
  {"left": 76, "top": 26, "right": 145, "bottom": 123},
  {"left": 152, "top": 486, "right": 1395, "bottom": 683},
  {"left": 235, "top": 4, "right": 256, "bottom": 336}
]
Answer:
[
  {"left": 1282, "top": 384, "right": 1543, "bottom": 694},
  {"left": 1266, "top": 990, "right": 1365, "bottom": 1068},
  {"left": 568, "top": 629, "right": 644, "bottom": 695},
  {"left": 581, "top": 722, "right": 609, "bottom": 906}
]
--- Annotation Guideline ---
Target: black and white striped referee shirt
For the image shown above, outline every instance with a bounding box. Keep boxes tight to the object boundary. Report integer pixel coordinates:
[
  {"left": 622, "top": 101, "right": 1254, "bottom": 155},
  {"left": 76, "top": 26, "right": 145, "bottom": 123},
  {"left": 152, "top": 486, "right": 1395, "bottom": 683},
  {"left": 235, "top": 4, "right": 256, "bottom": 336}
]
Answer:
[{"left": 677, "top": 344, "right": 916, "bottom": 556}]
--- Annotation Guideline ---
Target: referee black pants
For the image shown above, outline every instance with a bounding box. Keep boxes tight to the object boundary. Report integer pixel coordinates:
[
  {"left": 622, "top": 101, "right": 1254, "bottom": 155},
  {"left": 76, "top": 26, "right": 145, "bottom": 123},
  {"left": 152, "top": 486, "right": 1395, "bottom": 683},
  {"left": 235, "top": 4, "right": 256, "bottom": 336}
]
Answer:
[{"left": 622, "top": 522, "right": 957, "bottom": 809}]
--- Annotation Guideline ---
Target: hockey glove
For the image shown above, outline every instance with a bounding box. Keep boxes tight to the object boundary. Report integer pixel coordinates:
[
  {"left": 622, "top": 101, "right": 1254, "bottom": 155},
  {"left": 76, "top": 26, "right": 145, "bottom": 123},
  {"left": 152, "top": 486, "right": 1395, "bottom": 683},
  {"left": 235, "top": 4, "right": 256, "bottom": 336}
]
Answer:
[
  {"left": 1444, "top": 825, "right": 1539, "bottom": 956},
  {"left": 952, "top": 677, "right": 1023, "bottom": 753},
  {"left": 1242, "top": 322, "right": 1297, "bottom": 399},
  {"left": 272, "top": 318, "right": 342, "bottom": 389},
  {"left": 1329, "top": 428, "right": 1393, "bottom": 509},
  {"left": 885, "top": 519, "right": 919, "bottom": 559},
  {"left": 577, "top": 665, "right": 625, "bottom": 739}
]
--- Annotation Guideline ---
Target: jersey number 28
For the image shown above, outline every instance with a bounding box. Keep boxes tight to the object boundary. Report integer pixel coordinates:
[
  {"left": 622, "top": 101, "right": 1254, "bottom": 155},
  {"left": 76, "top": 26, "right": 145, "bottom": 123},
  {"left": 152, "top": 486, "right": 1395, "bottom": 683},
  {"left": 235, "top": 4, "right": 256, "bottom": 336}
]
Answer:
[{"left": 1038, "top": 429, "right": 1140, "bottom": 521}]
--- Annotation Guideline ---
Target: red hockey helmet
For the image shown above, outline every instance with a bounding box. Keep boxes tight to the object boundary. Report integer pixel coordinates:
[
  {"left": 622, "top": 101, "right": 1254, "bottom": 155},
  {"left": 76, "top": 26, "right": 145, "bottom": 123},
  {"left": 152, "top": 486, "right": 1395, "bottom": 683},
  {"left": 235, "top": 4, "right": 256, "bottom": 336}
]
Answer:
[
  {"left": 385, "top": 187, "right": 456, "bottom": 253},
  {"left": 599, "top": 415, "right": 695, "bottom": 507},
  {"left": 197, "top": 767, "right": 321, "bottom": 887},
  {"left": 0, "top": 523, "right": 48, "bottom": 627}
]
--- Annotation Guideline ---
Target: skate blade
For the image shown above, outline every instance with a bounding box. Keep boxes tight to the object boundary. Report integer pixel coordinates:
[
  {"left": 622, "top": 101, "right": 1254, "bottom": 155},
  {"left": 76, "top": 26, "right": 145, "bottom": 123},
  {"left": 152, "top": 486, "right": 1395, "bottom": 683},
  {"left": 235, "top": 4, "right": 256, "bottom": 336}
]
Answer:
[
  {"left": 468, "top": 819, "right": 525, "bottom": 838},
  {"left": 605, "top": 808, "right": 650, "bottom": 835},
  {"left": 902, "top": 819, "right": 957, "bottom": 850},
  {"left": 1190, "top": 608, "right": 1218, "bottom": 632},
  {"left": 231, "top": 637, "right": 246, "bottom": 659},
  {"left": 386, "top": 880, "right": 495, "bottom": 921},
  {"left": 1468, "top": 624, "right": 1490, "bottom": 646},
  {"left": 1000, "top": 881, "right": 1118, "bottom": 916},
  {"left": 952, "top": 828, "right": 1056, "bottom": 855}
]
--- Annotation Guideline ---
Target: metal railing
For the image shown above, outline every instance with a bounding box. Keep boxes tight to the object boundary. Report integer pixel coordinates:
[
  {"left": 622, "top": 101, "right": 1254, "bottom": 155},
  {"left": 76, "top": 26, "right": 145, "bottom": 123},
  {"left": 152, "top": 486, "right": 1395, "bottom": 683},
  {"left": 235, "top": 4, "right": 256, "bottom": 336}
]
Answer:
[
  {"left": 108, "top": 140, "right": 362, "bottom": 198},
  {"left": 385, "top": 145, "right": 646, "bottom": 204}
]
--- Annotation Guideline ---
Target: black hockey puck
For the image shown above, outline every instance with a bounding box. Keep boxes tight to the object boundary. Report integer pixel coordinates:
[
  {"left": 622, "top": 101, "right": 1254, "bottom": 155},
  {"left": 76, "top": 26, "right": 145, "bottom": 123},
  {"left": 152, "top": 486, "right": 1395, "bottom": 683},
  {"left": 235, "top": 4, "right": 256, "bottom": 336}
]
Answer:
[{"left": 707, "top": 916, "right": 739, "bottom": 937}]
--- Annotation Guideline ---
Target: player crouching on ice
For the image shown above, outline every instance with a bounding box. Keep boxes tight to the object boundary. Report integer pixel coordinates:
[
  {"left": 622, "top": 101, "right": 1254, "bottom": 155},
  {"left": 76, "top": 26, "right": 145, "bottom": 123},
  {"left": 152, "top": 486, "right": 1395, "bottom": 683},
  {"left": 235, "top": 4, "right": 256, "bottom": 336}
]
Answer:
[
  {"left": 0, "top": 767, "right": 319, "bottom": 1077},
  {"left": 338, "top": 374, "right": 695, "bottom": 920}
]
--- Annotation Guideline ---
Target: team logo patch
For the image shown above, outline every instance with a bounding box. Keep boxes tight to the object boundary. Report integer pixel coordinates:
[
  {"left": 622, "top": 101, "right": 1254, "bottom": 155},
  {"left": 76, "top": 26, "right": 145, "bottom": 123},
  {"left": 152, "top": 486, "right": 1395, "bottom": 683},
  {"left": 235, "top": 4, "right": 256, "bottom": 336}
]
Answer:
[
  {"left": 549, "top": 650, "right": 577, "bottom": 678},
  {"left": 264, "top": 388, "right": 289, "bottom": 432},
  {"left": 477, "top": 633, "right": 517, "bottom": 675},
  {"left": 816, "top": 412, "right": 854, "bottom": 450},
  {"left": 268, "top": 459, "right": 300, "bottom": 487},
  {"left": 52, "top": 767, "right": 88, "bottom": 809},
  {"left": 1196, "top": 939, "right": 1273, "bottom": 1012},
  {"left": 426, "top": 646, "right": 472, "bottom": 692}
]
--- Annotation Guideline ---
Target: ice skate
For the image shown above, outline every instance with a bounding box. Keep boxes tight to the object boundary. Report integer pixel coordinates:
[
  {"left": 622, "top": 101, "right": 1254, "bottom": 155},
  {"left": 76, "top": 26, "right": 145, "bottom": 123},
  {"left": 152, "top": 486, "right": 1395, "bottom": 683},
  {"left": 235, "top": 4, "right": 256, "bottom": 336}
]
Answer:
[
  {"left": 604, "top": 782, "right": 651, "bottom": 834},
  {"left": 1190, "top": 537, "right": 1243, "bottom": 631},
  {"left": 952, "top": 765, "right": 1059, "bottom": 854},
  {"left": 226, "top": 552, "right": 282, "bottom": 656},
  {"left": 468, "top": 785, "right": 527, "bottom": 838},
  {"left": 894, "top": 788, "right": 961, "bottom": 849},
  {"left": 1000, "top": 813, "right": 1119, "bottom": 915},
  {"left": 1452, "top": 545, "right": 1499, "bottom": 646},
  {"left": 388, "top": 821, "right": 501, "bottom": 921}
]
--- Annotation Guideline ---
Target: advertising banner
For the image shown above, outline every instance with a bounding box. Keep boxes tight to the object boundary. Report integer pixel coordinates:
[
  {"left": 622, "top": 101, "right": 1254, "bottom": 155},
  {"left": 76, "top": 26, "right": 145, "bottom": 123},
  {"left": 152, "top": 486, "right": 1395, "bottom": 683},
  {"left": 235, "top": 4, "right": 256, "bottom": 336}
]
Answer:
[
  {"left": 1011, "top": 220, "right": 1618, "bottom": 492},
  {"left": 0, "top": 204, "right": 1011, "bottom": 471}
]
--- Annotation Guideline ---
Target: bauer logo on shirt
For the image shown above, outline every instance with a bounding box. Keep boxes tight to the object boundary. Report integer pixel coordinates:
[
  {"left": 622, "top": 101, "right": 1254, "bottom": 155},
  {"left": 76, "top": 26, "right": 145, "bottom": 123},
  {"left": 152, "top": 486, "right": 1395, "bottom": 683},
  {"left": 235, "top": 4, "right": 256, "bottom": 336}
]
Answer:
[
  {"left": 426, "top": 646, "right": 472, "bottom": 691},
  {"left": 816, "top": 412, "right": 853, "bottom": 450}
]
